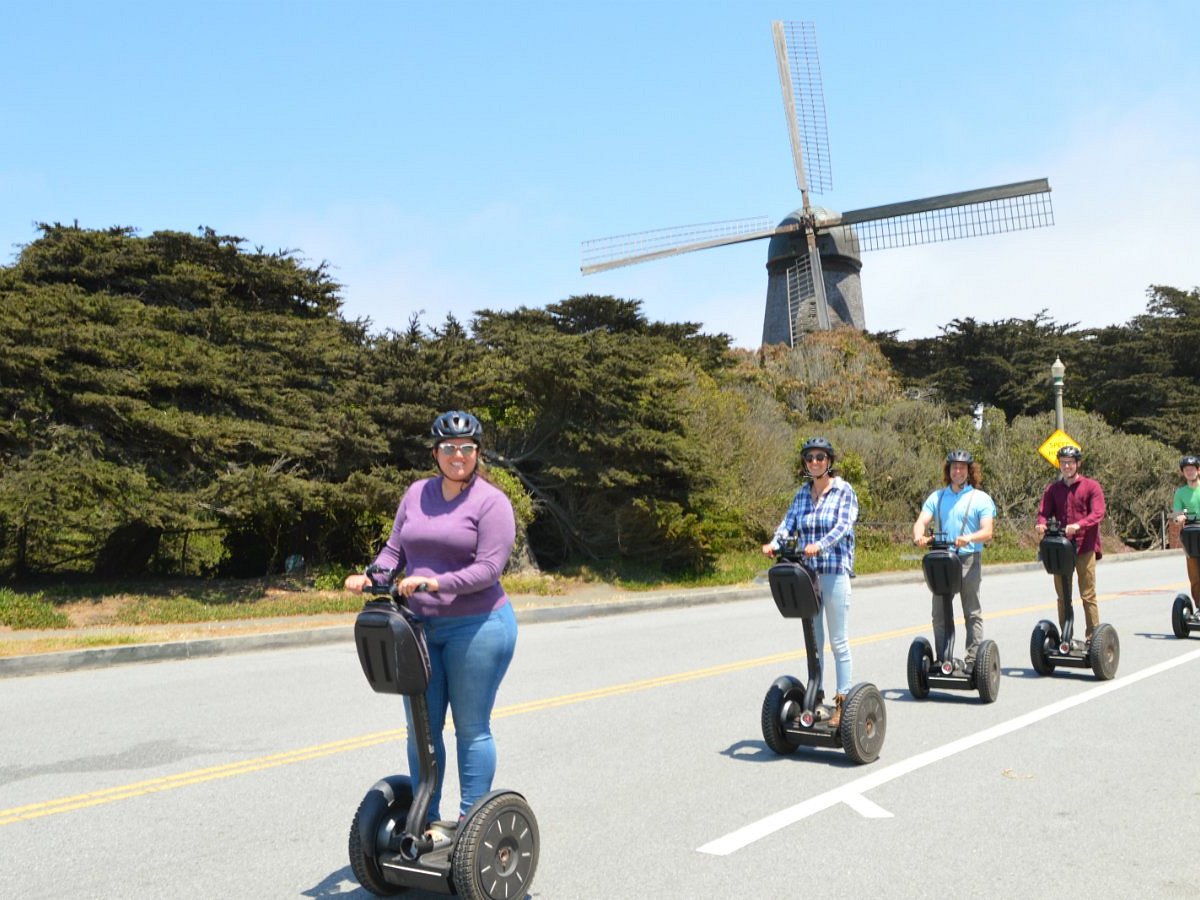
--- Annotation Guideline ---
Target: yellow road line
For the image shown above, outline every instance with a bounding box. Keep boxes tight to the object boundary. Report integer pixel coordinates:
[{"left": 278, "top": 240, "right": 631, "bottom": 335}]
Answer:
[{"left": 0, "top": 582, "right": 1180, "bottom": 825}]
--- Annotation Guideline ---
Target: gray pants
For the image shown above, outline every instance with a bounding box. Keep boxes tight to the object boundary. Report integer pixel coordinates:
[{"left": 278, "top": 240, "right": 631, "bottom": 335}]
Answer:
[{"left": 932, "top": 552, "right": 983, "bottom": 664}]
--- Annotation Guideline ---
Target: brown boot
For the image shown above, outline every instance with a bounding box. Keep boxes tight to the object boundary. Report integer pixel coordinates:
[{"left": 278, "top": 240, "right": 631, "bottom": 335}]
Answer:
[{"left": 828, "top": 693, "right": 846, "bottom": 730}]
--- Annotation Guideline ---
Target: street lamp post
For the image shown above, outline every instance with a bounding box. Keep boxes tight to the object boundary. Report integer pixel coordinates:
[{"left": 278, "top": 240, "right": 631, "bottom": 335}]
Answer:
[{"left": 1051, "top": 356, "right": 1065, "bottom": 432}]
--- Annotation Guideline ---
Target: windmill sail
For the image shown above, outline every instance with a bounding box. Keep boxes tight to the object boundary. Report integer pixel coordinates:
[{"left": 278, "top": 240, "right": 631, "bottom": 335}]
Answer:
[
  {"left": 581, "top": 218, "right": 795, "bottom": 275},
  {"left": 773, "top": 20, "right": 831, "bottom": 197},
  {"left": 836, "top": 179, "right": 1054, "bottom": 251}
]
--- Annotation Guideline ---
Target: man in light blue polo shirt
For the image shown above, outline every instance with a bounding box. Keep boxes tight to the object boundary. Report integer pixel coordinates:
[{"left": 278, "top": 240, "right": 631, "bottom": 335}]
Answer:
[{"left": 911, "top": 449, "right": 997, "bottom": 674}]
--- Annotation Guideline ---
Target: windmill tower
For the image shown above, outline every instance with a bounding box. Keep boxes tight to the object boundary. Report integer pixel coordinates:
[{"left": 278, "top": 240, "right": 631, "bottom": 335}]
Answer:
[{"left": 580, "top": 21, "right": 1055, "bottom": 346}]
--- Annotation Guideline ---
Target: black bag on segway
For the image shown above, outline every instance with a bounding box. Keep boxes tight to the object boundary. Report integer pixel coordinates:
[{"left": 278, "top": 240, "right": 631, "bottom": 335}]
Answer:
[
  {"left": 768, "top": 561, "right": 822, "bottom": 619},
  {"left": 922, "top": 544, "right": 963, "bottom": 596},
  {"left": 1181, "top": 523, "right": 1200, "bottom": 559},
  {"left": 1039, "top": 529, "right": 1076, "bottom": 578},
  {"left": 354, "top": 601, "right": 431, "bottom": 696}
]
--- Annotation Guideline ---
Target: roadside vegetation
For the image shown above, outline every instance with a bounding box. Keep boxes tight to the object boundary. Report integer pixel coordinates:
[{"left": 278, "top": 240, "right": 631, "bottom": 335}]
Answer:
[{"left": 2, "top": 224, "right": 1195, "bottom": 660}]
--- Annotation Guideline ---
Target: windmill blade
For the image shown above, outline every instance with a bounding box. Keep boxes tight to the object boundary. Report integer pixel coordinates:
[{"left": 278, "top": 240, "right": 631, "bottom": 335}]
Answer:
[
  {"left": 785, "top": 240, "right": 831, "bottom": 343},
  {"left": 581, "top": 217, "right": 798, "bottom": 275},
  {"left": 772, "top": 20, "right": 832, "bottom": 198},
  {"left": 836, "top": 178, "right": 1054, "bottom": 252}
]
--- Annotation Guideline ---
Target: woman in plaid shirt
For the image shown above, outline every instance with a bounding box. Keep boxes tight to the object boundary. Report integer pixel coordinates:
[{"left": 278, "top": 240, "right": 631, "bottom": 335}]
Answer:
[{"left": 762, "top": 437, "right": 860, "bottom": 728}]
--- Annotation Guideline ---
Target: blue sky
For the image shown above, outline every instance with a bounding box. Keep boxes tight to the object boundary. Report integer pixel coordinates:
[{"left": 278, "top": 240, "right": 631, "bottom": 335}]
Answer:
[{"left": 3, "top": 0, "right": 1197, "bottom": 349}]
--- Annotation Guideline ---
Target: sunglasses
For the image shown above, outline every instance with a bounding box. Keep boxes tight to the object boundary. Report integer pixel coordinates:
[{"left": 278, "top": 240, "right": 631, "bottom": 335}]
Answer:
[
  {"left": 803, "top": 453, "right": 829, "bottom": 463},
  {"left": 437, "top": 442, "right": 479, "bottom": 457}
]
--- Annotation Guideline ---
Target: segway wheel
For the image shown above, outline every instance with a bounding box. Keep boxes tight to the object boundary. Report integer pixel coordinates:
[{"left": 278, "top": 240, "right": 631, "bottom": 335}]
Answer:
[
  {"left": 1029, "top": 620, "right": 1058, "bottom": 676},
  {"left": 839, "top": 683, "right": 886, "bottom": 765},
  {"left": 906, "top": 637, "right": 932, "bottom": 700},
  {"left": 452, "top": 792, "right": 539, "bottom": 900},
  {"left": 1172, "top": 594, "right": 1193, "bottom": 639},
  {"left": 761, "top": 676, "right": 803, "bottom": 755},
  {"left": 974, "top": 639, "right": 1000, "bottom": 703},
  {"left": 1088, "top": 623, "right": 1120, "bottom": 680},
  {"left": 348, "top": 775, "right": 412, "bottom": 897}
]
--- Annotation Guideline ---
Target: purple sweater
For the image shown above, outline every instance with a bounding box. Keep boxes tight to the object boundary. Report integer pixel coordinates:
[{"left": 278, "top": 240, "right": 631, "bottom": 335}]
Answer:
[{"left": 373, "top": 476, "right": 516, "bottom": 618}]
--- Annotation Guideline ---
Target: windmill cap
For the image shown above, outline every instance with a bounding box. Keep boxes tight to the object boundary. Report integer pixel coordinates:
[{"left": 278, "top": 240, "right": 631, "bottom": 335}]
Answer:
[{"left": 766, "top": 210, "right": 861, "bottom": 268}]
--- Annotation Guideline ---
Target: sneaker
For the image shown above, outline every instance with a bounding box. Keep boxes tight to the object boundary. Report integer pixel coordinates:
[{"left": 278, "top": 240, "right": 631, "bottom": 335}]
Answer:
[
  {"left": 1070, "top": 639, "right": 1086, "bottom": 653},
  {"left": 813, "top": 705, "right": 831, "bottom": 723},
  {"left": 964, "top": 658, "right": 975, "bottom": 675},
  {"left": 424, "top": 820, "right": 458, "bottom": 850}
]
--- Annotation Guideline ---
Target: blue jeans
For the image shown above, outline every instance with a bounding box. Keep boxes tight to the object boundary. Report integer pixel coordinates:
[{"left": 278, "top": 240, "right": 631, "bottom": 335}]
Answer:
[
  {"left": 812, "top": 573, "right": 852, "bottom": 695},
  {"left": 404, "top": 603, "right": 517, "bottom": 820}
]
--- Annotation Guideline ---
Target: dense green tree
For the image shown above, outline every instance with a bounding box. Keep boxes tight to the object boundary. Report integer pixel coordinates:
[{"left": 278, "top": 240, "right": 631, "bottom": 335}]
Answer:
[
  {"left": 0, "top": 224, "right": 382, "bottom": 575},
  {"left": 1075, "top": 286, "right": 1200, "bottom": 451},
  {"left": 466, "top": 295, "right": 728, "bottom": 570},
  {"left": 872, "top": 312, "right": 1079, "bottom": 420}
]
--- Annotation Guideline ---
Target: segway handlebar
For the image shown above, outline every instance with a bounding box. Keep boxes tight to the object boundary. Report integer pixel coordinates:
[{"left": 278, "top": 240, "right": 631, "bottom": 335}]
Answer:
[
  {"left": 925, "top": 531, "right": 953, "bottom": 551},
  {"left": 362, "top": 565, "right": 428, "bottom": 602}
]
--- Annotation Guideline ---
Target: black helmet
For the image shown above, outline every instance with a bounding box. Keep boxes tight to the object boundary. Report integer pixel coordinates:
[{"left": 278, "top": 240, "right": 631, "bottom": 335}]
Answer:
[
  {"left": 431, "top": 410, "right": 483, "bottom": 442},
  {"left": 801, "top": 437, "right": 835, "bottom": 463},
  {"left": 1056, "top": 445, "right": 1082, "bottom": 460},
  {"left": 1181, "top": 455, "right": 1200, "bottom": 469},
  {"left": 946, "top": 449, "right": 974, "bottom": 464}
]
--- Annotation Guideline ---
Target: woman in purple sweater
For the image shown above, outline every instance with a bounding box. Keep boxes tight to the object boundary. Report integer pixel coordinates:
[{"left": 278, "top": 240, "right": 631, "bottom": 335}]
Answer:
[{"left": 345, "top": 411, "right": 517, "bottom": 842}]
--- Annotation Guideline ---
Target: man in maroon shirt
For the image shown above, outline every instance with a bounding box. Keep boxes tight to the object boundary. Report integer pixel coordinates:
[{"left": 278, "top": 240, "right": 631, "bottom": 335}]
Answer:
[{"left": 1035, "top": 445, "right": 1107, "bottom": 645}]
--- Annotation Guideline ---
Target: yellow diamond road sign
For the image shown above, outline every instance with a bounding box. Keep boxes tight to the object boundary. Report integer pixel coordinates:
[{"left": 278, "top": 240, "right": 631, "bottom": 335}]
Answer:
[{"left": 1039, "top": 429, "right": 1080, "bottom": 467}]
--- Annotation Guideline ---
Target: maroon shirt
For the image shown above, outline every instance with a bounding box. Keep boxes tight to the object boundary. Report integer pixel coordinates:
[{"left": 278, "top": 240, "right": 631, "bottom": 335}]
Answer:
[{"left": 1037, "top": 475, "right": 1106, "bottom": 558}]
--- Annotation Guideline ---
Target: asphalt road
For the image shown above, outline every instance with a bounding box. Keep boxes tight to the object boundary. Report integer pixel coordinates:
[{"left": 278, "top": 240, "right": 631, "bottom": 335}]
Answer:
[{"left": 2, "top": 553, "right": 1198, "bottom": 898}]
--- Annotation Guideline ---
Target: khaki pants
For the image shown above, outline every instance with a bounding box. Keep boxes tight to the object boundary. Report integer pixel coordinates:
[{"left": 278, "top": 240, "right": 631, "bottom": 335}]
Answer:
[
  {"left": 1054, "top": 551, "right": 1098, "bottom": 639},
  {"left": 1187, "top": 555, "right": 1200, "bottom": 605}
]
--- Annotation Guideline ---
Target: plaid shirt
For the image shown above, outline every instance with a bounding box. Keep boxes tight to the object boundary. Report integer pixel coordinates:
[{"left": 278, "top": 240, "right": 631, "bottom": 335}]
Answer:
[{"left": 770, "top": 476, "right": 859, "bottom": 575}]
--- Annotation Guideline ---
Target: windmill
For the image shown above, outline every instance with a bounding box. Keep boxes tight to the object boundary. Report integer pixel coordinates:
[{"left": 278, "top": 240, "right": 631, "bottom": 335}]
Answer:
[{"left": 579, "top": 21, "right": 1055, "bottom": 346}]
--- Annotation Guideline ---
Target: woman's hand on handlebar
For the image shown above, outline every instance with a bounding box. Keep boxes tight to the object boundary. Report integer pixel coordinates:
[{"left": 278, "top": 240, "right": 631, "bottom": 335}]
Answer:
[
  {"left": 344, "top": 573, "right": 371, "bottom": 592},
  {"left": 761, "top": 543, "right": 776, "bottom": 558},
  {"left": 803, "top": 543, "right": 821, "bottom": 558},
  {"left": 913, "top": 534, "right": 930, "bottom": 548},
  {"left": 396, "top": 575, "right": 438, "bottom": 597}
]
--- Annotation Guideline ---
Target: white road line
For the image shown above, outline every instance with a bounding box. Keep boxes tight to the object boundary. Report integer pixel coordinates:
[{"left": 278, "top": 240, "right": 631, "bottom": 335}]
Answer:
[
  {"left": 842, "top": 792, "right": 893, "bottom": 818},
  {"left": 697, "top": 646, "right": 1200, "bottom": 856}
]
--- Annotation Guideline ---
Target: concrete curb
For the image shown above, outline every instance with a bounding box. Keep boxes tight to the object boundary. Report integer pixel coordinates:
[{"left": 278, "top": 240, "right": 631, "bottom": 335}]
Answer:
[{"left": 0, "top": 549, "right": 1180, "bottom": 679}]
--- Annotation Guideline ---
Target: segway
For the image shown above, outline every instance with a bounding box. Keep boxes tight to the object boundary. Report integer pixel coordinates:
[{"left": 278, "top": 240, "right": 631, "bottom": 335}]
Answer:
[
  {"left": 760, "top": 538, "right": 886, "bottom": 765},
  {"left": 906, "top": 533, "right": 1000, "bottom": 703},
  {"left": 348, "top": 566, "right": 539, "bottom": 898},
  {"left": 1170, "top": 514, "right": 1200, "bottom": 638},
  {"left": 1029, "top": 519, "right": 1119, "bottom": 680}
]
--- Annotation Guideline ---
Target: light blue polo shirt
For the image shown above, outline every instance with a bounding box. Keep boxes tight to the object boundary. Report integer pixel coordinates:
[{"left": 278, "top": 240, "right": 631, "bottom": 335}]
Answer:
[{"left": 921, "top": 485, "right": 996, "bottom": 555}]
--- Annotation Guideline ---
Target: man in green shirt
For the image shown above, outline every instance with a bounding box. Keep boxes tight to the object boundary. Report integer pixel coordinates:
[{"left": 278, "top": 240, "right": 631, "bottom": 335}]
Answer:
[{"left": 1172, "top": 454, "right": 1200, "bottom": 603}]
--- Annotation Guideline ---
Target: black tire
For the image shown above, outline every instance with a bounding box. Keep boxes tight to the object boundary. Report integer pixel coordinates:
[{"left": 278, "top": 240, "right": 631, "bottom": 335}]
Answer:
[
  {"left": 906, "top": 637, "right": 932, "bottom": 700},
  {"left": 1172, "top": 594, "right": 1193, "bottom": 639},
  {"left": 974, "top": 639, "right": 1001, "bottom": 703},
  {"left": 1030, "top": 620, "right": 1058, "bottom": 676},
  {"left": 1089, "top": 623, "right": 1120, "bottom": 680},
  {"left": 348, "top": 776, "right": 412, "bottom": 896},
  {"left": 761, "top": 676, "right": 802, "bottom": 755},
  {"left": 452, "top": 792, "right": 539, "bottom": 900},
  {"left": 839, "top": 682, "right": 886, "bottom": 765}
]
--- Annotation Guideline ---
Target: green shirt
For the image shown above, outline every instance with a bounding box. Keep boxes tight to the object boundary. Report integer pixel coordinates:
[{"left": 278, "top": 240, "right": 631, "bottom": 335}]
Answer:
[{"left": 1173, "top": 483, "right": 1200, "bottom": 518}]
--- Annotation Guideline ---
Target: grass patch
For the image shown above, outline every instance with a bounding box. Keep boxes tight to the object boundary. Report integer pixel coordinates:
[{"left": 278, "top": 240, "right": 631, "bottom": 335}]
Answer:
[
  {"left": 1, "top": 533, "right": 1045, "bottom": 636},
  {"left": 113, "top": 590, "right": 363, "bottom": 625},
  {"left": 0, "top": 587, "right": 70, "bottom": 629},
  {"left": 499, "top": 571, "right": 569, "bottom": 596}
]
